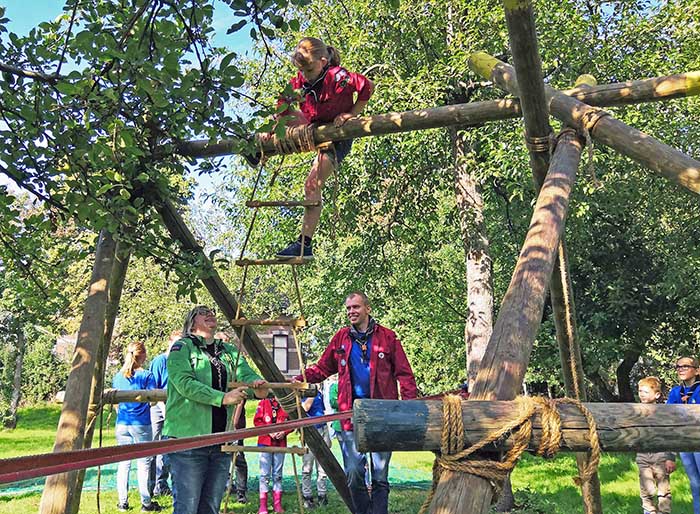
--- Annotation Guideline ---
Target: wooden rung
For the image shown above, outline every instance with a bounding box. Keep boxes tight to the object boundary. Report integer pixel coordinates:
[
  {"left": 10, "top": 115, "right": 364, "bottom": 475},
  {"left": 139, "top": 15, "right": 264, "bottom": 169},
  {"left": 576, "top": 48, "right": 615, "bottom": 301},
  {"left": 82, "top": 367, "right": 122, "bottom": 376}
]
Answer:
[
  {"left": 246, "top": 200, "right": 321, "bottom": 208},
  {"left": 230, "top": 317, "right": 306, "bottom": 328},
  {"left": 221, "top": 445, "right": 308, "bottom": 455},
  {"left": 228, "top": 381, "right": 312, "bottom": 390},
  {"left": 235, "top": 257, "right": 311, "bottom": 266}
]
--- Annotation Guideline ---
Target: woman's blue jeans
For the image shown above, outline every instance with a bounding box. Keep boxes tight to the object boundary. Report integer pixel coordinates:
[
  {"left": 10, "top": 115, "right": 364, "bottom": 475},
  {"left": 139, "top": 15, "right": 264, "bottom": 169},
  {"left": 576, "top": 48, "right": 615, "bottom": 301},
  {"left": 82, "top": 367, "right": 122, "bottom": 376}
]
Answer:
[
  {"left": 339, "top": 430, "right": 391, "bottom": 514},
  {"left": 169, "top": 444, "right": 232, "bottom": 514},
  {"left": 115, "top": 424, "right": 153, "bottom": 507}
]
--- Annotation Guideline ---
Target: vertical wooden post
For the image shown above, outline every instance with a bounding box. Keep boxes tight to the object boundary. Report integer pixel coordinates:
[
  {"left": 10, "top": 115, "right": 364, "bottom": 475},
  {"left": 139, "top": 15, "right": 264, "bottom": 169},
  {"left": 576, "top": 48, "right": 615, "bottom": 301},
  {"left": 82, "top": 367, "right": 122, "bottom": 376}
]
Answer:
[
  {"left": 501, "top": 4, "right": 604, "bottom": 510},
  {"left": 428, "top": 130, "right": 584, "bottom": 514},
  {"left": 69, "top": 242, "right": 132, "bottom": 514},
  {"left": 152, "top": 196, "right": 354, "bottom": 512},
  {"left": 39, "top": 229, "right": 117, "bottom": 514}
]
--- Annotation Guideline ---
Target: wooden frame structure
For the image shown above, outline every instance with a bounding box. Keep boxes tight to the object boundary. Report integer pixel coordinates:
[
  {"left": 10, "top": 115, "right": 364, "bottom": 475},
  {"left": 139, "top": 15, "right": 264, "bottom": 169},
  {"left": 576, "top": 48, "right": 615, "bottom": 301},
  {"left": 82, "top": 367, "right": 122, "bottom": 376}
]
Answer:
[{"left": 39, "top": 3, "right": 700, "bottom": 512}]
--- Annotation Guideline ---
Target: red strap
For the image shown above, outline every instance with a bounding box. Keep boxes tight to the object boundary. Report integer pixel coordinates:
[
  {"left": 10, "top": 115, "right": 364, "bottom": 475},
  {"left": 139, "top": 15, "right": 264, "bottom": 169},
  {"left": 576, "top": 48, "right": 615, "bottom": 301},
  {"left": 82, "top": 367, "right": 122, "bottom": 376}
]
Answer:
[{"left": 0, "top": 411, "right": 351, "bottom": 484}]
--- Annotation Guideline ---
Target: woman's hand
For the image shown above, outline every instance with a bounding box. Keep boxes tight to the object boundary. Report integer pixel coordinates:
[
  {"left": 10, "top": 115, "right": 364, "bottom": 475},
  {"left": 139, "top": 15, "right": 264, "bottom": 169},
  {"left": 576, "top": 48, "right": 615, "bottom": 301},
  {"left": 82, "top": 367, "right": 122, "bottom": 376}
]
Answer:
[
  {"left": 252, "top": 379, "right": 270, "bottom": 399},
  {"left": 222, "top": 386, "right": 248, "bottom": 406},
  {"left": 333, "top": 112, "right": 354, "bottom": 127}
]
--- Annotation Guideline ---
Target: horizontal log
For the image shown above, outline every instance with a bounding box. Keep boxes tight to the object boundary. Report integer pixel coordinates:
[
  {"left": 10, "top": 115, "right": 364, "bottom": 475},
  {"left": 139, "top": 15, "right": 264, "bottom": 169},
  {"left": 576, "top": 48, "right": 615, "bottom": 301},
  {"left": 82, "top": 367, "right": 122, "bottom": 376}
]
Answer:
[
  {"left": 100, "top": 385, "right": 318, "bottom": 404},
  {"left": 469, "top": 52, "right": 700, "bottom": 195},
  {"left": 101, "top": 389, "right": 166, "bottom": 404},
  {"left": 354, "top": 399, "right": 700, "bottom": 453},
  {"left": 227, "top": 381, "right": 312, "bottom": 391},
  {"left": 172, "top": 70, "right": 700, "bottom": 160}
]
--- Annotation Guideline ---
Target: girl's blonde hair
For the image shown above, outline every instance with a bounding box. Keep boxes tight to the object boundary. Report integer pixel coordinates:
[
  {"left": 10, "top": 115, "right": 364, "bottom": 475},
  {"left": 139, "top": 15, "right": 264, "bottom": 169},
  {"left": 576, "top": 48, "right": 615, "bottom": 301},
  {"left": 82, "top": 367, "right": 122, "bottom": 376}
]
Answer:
[
  {"left": 292, "top": 37, "right": 340, "bottom": 68},
  {"left": 121, "top": 341, "right": 147, "bottom": 379}
]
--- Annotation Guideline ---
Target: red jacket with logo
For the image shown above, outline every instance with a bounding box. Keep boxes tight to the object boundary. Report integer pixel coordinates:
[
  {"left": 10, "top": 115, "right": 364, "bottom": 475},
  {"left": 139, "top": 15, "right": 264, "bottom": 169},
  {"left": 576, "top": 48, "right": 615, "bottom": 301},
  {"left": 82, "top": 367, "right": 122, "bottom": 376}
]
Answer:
[
  {"left": 280, "top": 66, "right": 372, "bottom": 124},
  {"left": 254, "top": 398, "right": 291, "bottom": 447},
  {"left": 296, "top": 324, "right": 418, "bottom": 431}
]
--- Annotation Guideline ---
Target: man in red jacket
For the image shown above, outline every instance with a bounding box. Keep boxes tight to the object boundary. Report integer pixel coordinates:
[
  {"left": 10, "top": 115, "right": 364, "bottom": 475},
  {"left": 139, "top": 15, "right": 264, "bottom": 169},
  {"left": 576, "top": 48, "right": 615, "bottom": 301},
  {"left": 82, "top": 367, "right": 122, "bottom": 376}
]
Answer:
[{"left": 295, "top": 291, "right": 417, "bottom": 514}]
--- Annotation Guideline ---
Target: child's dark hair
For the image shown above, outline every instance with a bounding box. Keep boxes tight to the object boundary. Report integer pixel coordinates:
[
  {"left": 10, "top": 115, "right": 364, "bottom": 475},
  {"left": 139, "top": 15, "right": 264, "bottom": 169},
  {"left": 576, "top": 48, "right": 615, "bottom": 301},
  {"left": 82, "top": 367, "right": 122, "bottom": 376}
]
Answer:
[{"left": 292, "top": 37, "right": 341, "bottom": 68}]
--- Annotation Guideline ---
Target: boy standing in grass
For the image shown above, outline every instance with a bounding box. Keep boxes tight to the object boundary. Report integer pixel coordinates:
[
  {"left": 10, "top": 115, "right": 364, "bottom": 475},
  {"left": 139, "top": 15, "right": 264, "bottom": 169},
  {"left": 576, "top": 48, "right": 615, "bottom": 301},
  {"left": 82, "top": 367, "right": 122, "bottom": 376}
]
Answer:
[{"left": 637, "top": 376, "right": 676, "bottom": 514}]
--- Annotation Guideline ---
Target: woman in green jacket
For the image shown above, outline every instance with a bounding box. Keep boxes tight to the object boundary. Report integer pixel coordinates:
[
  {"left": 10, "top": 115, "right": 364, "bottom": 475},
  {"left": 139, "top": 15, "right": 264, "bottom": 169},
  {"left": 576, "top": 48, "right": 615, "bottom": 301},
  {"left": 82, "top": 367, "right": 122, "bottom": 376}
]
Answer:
[{"left": 164, "top": 305, "right": 268, "bottom": 514}]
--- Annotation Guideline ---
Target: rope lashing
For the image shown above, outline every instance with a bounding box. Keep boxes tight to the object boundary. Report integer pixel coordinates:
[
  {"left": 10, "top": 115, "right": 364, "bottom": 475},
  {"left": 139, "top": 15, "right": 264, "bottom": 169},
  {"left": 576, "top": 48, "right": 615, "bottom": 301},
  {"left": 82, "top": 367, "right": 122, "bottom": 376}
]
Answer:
[
  {"left": 578, "top": 108, "right": 611, "bottom": 188},
  {"left": 524, "top": 131, "right": 556, "bottom": 155},
  {"left": 419, "top": 395, "right": 601, "bottom": 514},
  {"left": 269, "top": 124, "right": 318, "bottom": 155}
]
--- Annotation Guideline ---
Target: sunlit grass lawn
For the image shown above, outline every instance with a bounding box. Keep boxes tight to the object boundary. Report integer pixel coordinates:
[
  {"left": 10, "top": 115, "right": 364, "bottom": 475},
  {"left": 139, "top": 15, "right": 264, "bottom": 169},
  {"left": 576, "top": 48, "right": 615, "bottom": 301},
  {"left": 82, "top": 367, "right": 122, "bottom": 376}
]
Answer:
[{"left": 1, "top": 404, "right": 696, "bottom": 513}]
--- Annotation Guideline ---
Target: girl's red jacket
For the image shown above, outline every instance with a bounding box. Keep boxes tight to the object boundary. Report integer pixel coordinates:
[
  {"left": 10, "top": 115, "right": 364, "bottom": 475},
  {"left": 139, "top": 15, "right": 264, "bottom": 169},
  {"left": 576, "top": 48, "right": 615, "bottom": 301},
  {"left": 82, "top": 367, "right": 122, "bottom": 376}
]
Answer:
[{"left": 253, "top": 398, "right": 292, "bottom": 447}]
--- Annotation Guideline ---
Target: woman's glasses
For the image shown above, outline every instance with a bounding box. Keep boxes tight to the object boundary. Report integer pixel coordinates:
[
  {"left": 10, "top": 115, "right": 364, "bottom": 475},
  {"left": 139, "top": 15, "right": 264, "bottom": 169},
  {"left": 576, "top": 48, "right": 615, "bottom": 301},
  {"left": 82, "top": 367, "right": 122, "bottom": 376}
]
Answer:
[{"left": 675, "top": 364, "right": 697, "bottom": 371}]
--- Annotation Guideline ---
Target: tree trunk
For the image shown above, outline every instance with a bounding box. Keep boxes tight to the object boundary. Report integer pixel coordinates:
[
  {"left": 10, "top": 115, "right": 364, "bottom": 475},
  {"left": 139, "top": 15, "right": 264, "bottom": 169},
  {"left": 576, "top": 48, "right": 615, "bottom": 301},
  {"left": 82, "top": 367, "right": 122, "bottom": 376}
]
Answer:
[
  {"left": 4, "top": 321, "right": 25, "bottom": 429},
  {"left": 452, "top": 130, "right": 494, "bottom": 389},
  {"left": 39, "top": 229, "right": 117, "bottom": 514},
  {"left": 617, "top": 349, "right": 641, "bottom": 402},
  {"left": 69, "top": 242, "right": 131, "bottom": 514}
]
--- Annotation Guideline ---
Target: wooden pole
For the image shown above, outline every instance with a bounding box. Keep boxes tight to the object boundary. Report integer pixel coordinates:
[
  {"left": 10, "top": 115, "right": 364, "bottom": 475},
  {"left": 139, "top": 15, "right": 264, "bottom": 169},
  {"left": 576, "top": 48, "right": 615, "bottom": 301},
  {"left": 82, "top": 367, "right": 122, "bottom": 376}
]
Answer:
[
  {"left": 501, "top": 1, "right": 603, "bottom": 508},
  {"left": 172, "top": 70, "right": 700, "bottom": 160},
  {"left": 39, "top": 230, "right": 117, "bottom": 514},
  {"left": 354, "top": 399, "right": 700, "bottom": 453},
  {"left": 469, "top": 52, "right": 700, "bottom": 195},
  {"left": 426, "top": 130, "right": 583, "bottom": 513},
  {"left": 150, "top": 195, "right": 353, "bottom": 511},
  {"left": 70, "top": 242, "right": 132, "bottom": 514}
]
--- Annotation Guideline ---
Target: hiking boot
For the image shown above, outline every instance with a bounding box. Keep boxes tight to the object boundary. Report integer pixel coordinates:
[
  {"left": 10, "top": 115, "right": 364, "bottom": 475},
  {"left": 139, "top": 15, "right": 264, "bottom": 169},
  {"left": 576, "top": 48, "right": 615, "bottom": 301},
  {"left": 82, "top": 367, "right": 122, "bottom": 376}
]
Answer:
[
  {"left": 237, "top": 491, "right": 248, "bottom": 504},
  {"left": 275, "top": 239, "right": 313, "bottom": 260},
  {"left": 303, "top": 496, "right": 316, "bottom": 509},
  {"left": 117, "top": 502, "right": 131, "bottom": 512},
  {"left": 141, "top": 501, "right": 162, "bottom": 512},
  {"left": 317, "top": 495, "right": 328, "bottom": 506}
]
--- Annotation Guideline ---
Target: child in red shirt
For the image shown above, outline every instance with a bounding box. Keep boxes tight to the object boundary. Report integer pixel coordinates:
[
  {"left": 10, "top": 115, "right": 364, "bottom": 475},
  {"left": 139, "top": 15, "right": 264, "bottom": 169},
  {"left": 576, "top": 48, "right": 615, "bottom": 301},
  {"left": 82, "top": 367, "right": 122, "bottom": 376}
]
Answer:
[
  {"left": 274, "top": 37, "right": 374, "bottom": 260},
  {"left": 254, "top": 397, "right": 292, "bottom": 514}
]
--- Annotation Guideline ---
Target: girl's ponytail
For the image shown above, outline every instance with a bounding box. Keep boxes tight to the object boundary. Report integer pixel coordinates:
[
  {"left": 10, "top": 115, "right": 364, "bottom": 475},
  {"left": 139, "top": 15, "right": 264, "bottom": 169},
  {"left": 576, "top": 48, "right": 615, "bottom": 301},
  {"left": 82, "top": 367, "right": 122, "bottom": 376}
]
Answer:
[
  {"left": 327, "top": 46, "right": 341, "bottom": 66},
  {"left": 121, "top": 341, "right": 147, "bottom": 379}
]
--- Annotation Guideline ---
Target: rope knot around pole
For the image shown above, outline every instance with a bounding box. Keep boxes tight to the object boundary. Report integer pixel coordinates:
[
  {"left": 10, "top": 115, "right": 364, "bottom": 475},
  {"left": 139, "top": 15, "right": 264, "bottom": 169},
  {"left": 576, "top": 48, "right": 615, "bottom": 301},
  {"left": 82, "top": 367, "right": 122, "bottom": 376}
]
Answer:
[
  {"left": 524, "top": 131, "right": 556, "bottom": 155},
  {"left": 269, "top": 124, "right": 317, "bottom": 155},
  {"left": 418, "top": 395, "right": 601, "bottom": 514}
]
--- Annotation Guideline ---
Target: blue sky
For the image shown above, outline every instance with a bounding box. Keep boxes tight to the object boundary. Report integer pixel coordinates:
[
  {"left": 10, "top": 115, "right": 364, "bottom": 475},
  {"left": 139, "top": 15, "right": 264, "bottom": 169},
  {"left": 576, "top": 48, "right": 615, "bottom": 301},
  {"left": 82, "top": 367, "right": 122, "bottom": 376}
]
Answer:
[{"left": 1, "top": 1, "right": 254, "bottom": 197}]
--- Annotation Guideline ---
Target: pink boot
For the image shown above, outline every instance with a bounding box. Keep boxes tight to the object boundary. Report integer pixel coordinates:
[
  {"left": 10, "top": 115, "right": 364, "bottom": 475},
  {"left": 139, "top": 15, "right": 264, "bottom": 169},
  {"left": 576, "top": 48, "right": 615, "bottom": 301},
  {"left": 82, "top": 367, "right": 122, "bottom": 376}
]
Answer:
[
  {"left": 273, "top": 490, "right": 284, "bottom": 513},
  {"left": 258, "top": 492, "right": 269, "bottom": 514}
]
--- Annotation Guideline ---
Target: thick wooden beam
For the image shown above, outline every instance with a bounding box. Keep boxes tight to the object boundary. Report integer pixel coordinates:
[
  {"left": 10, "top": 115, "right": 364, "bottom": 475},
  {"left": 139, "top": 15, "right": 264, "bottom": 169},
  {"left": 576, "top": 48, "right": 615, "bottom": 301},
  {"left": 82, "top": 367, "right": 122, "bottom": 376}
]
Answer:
[
  {"left": 469, "top": 53, "right": 700, "bottom": 195},
  {"left": 173, "top": 70, "right": 700, "bottom": 160},
  {"left": 501, "top": 7, "right": 603, "bottom": 512},
  {"left": 40, "top": 230, "right": 117, "bottom": 514},
  {"left": 427, "top": 130, "right": 583, "bottom": 513},
  {"left": 354, "top": 399, "right": 700, "bottom": 453},
  {"left": 150, "top": 195, "right": 353, "bottom": 512}
]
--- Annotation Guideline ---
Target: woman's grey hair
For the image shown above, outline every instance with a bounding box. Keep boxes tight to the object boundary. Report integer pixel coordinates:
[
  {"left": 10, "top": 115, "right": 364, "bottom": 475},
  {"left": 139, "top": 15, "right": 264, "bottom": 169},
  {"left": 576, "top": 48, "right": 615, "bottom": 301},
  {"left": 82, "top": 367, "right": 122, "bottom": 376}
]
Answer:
[{"left": 182, "top": 305, "right": 215, "bottom": 337}]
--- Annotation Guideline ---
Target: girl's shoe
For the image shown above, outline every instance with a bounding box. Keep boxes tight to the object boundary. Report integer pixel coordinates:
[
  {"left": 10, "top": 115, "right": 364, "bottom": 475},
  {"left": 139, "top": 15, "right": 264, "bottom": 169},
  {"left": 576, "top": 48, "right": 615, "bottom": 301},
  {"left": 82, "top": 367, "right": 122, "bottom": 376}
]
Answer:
[
  {"left": 258, "top": 492, "right": 269, "bottom": 514},
  {"left": 273, "top": 490, "right": 285, "bottom": 513}
]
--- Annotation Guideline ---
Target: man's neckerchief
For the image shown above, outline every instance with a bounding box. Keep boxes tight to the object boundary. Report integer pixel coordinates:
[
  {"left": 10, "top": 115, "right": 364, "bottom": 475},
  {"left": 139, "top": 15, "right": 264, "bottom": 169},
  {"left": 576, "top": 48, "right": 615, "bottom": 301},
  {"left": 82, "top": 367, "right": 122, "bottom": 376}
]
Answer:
[
  {"left": 680, "top": 380, "right": 700, "bottom": 403},
  {"left": 301, "top": 64, "right": 330, "bottom": 103},
  {"left": 349, "top": 317, "right": 376, "bottom": 364},
  {"left": 270, "top": 398, "right": 281, "bottom": 422}
]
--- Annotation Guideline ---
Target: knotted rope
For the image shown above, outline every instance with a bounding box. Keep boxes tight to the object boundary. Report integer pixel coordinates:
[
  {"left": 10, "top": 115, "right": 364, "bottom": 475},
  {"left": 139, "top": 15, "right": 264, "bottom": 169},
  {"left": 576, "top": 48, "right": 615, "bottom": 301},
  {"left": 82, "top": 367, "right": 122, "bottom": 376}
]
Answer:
[
  {"left": 418, "top": 395, "right": 601, "bottom": 514},
  {"left": 524, "top": 131, "right": 556, "bottom": 156},
  {"left": 269, "top": 124, "right": 318, "bottom": 155},
  {"left": 578, "top": 108, "right": 610, "bottom": 188}
]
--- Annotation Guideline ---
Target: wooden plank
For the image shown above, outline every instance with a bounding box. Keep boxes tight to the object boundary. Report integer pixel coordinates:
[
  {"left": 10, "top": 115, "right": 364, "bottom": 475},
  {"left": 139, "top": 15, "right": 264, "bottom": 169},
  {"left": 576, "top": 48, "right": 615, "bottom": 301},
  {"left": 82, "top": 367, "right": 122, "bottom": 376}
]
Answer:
[
  {"left": 469, "top": 52, "right": 700, "bottom": 195},
  {"left": 171, "top": 70, "right": 700, "bottom": 160},
  {"left": 355, "top": 399, "right": 700, "bottom": 453},
  {"left": 151, "top": 196, "right": 353, "bottom": 511},
  {"left": 221, "top": 445, "right": 308, "bottom": 455}
]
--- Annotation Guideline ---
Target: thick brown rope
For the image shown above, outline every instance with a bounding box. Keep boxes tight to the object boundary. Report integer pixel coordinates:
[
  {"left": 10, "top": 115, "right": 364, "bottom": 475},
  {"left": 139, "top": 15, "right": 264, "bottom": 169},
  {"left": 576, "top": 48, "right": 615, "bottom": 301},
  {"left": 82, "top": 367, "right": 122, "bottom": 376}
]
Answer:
[
  {"left": 271, "top": 125, "right": 317, "bottom": 155},
  {"left": 419, "top": 395, "right": 601, "bottom": 514},
  {"left": 524, "top": 131, "right": 556, "bottom": 155}
]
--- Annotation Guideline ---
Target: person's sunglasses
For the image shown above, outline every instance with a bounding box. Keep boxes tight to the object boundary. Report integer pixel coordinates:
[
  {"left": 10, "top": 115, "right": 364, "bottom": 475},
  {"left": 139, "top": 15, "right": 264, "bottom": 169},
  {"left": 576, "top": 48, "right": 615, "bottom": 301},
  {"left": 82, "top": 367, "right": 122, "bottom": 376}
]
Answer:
[
  {"left": 675, "top": 365, "right": 697, "bottom": 371},
  {"left": 195, "top": 307, "right": 216, "bottom": 317}
]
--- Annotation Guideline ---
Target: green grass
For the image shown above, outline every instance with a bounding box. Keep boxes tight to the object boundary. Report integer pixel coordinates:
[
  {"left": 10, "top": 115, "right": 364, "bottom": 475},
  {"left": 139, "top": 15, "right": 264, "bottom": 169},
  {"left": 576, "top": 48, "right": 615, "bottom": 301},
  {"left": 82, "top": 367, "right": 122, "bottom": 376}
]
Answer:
[{"left": 1, "top": 404, "right": 697, "bottom": 513}]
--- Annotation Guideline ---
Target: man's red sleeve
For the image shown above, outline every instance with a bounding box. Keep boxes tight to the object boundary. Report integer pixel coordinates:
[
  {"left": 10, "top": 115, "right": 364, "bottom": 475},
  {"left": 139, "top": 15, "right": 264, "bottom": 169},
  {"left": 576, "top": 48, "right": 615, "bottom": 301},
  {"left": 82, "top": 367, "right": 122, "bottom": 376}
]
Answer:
[{"left": 294, "top": 334, "right": 339, "bottom": 383}]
